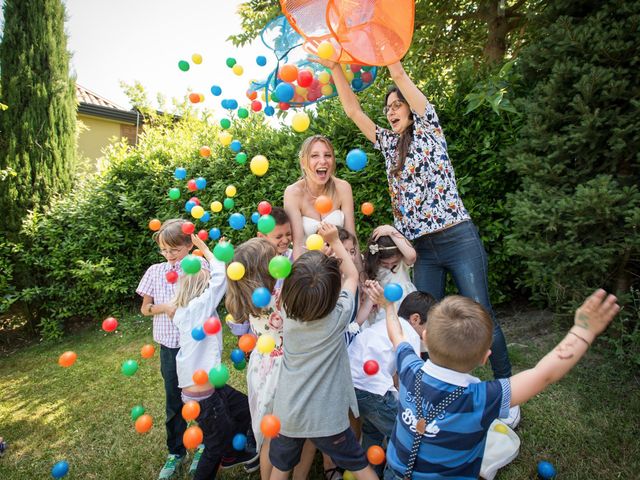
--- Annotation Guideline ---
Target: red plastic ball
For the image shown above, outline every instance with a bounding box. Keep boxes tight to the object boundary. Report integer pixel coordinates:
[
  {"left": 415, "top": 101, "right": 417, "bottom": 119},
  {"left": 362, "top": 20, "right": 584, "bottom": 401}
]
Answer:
[
  {"left": 187, "top": 179, "right": 198, "bottom": 191},
  {"left": 181, "top": 222, "right": 195, "bottom": 235},
  {"left": 166, "top": 271, "right": 179, "bottom": 284},
  {"left": 363, "top": 359, "right": 379, "bottom": 375},
  {"left": 102, "top": 317, "right": 118, "bottom": 332},
  {"left": 297, "top": 69, "right": 313, "bottom": 87},
  {"left": 251, "top": 100, "right": 262, "bottom": 112},
  {"left": 197, "top": 230, "right": 208, "bottom": 241},
  {"left": 203, "top": 317, "right": 222, "bottom": 335},
  {"left": 189, "top": 196, "right": 201, "bottom": 206},
  {"left": 278, "top": 102, "right": 290, "bottom": 111},
  {"left": 257, "top": 201, "right": 272, "bottom": 216}
]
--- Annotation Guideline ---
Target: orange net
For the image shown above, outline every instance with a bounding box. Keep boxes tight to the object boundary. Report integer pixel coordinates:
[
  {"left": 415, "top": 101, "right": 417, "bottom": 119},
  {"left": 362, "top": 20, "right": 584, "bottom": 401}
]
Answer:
[{"left": 280, "top": 0, "right": 414, "bottom": 66}]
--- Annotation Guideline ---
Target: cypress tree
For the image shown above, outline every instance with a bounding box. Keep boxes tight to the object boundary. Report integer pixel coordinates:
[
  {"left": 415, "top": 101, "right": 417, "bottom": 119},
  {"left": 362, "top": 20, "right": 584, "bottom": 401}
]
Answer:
[
  {"left": 0, "top": 0, "right": 76, "bottom": 238},
  {"left": 507, "top": 0, "right": 640, "bottom": 307}
]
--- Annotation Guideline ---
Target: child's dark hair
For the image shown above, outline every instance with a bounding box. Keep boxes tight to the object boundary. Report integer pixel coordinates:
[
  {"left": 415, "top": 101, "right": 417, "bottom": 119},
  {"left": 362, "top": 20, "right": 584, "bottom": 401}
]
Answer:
[
  {"left": 152, "top": 219, "right": 192, "bottom": 248},
  {"left": 270, "top": 207, "right": 290, "bottom": 226},
  {"left": 398, "top": 291, "right": 436, "bottom": 325},
  {"left": 385, "top": 86, "right": 414, "bottom": 177},
  {"left": 364, "top": 235, "right": 400, "bottom": 280},
  {"left": 281, "top": 251, "right": 341, "bottom": 322},
  {"left": 337, "top": 226, "right": 356, "bottom": 244}
]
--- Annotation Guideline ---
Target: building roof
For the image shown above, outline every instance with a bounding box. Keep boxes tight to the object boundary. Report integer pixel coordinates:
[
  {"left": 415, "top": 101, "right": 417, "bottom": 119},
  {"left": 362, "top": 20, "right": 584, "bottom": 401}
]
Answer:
[{"left": 76, "top": 84, "right": 139, "bottom": 125}]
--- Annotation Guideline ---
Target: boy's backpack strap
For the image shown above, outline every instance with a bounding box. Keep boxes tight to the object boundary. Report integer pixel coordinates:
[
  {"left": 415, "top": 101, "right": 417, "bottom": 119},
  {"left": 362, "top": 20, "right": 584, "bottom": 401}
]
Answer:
[{"left": 403, "top": 370, "right": 466, "bottom": 480}]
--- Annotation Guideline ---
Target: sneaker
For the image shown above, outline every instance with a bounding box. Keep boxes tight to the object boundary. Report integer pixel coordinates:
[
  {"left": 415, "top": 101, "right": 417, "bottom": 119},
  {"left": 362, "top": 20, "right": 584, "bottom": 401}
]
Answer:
[
  {"left": 189, "top": 444, "right": 205, "bottom": 476},
  {"left": 243, "top": 453, "right": 261, "bottom": 474},
  {"left": 0, "top": 438, "right": 7, "bottom": 457},
  {"left": 158, "top": 454, "right": 184, "bottom": 479},
  {"left": 503, "top": 405, "right": 521, "bottom": 429},
  {"left": 220, "top": 449, "right": 260, "bottom": 469}
]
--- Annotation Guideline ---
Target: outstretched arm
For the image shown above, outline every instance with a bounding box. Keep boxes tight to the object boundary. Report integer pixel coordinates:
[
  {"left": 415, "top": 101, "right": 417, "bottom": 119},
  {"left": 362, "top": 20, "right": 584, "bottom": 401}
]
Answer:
[
  {"left": 365, "top": 280, "right": 406, "bottom": 348},
  {"left": 319, "top": 222, "right": 358, "bottom": 296},
  {"left": 315, "top": 58, "right": 377, "bottom": 143},
  {"left": 387, "top": 62, "right": 427, "bottom": 117},
  {"left": 510, "top": 289, "right": 620, "bottom": 406}
]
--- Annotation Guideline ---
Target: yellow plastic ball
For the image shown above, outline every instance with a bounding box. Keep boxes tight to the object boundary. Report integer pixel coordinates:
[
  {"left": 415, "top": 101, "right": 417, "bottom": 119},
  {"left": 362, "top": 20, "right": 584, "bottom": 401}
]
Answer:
[
  {"left": 318, "top": 71, "right": 331, "bottom": 84},
  {"left": 260, "top": 91, "right": 267, "bottom": 102},
  {"left": 291, "top": 112, "right": 311, "bottom": 133},
  {"left": 321, "top": 84, "right": 334, "bottom": 96},
  {"left": 225, "top": 313, "right": 234, "bottom": 323},
  {"left": 192, "top": 53, "right": 203, "bottom": 64},
  {"left": 227, "top": 262, "right": 246, "bottom": 281},
  {"left": 232, "top": 64, "right": 244, "bottom": 76},
  {"left": 190, "top": 205, "right": 205, "bottom": 219},
  {"left": 343, "top": 472, "right": 356, "bottom": 480},
  {"left": 250, "top": 155, "right": 269, "bottom": 177},
  {"left": 256, "top": 334, "right": 276, "bottom": 354},
  {"left": 494, "top": 423, "right": 509, "bottom": 434},
  {"left": 210, "top": 201, "right": 223, "bottom": 213},
  {"left": 295, "top": 86, "right": 308, "bottom": 96},
  {"left": 219, "top": 131, "right": 233, "bottom": 147},
  {"left": 225, "top": 185, "right": 237, "bottom": 197},
  {"left": 317, "top": 41, "right": 335, "bottom": 60},
  {"left": 198, "top": 93, "right": 205, "bottom": 103},
  {"left": 345, "top": 70, "right": 354, "bottom": 83},
  {"left": 306, "top": 233, "right": 324, "bottom": 251}
]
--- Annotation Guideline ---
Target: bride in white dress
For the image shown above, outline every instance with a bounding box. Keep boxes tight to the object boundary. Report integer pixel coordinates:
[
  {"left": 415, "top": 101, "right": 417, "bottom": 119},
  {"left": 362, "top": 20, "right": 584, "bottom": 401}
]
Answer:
[{"left": 284, "top": 135, "right": 360, "bottom": 261}]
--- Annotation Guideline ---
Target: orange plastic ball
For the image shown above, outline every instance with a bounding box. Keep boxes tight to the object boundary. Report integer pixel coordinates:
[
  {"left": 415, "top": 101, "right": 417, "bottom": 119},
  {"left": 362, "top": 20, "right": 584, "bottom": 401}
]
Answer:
[
  {"left": 238, "top": 333, "right": 257, "bottom": 353},
  {"left": 246, "top": 90, "right": 257, "bottom": 100},
  {"left": 199, "top": 146, "right": 211, "bottom": 158},
  {"left": 367, "top": 445, "right": 385, "bottom": 465},
  {"left": 140, "top": 344, "right": 155, "bottom": 359},
  {"left": 314, "top": 195, "right": 333, "bottom": 215},
  {"left": 182, "top": 400, "right": 201, "bottom": 422},
  {"left": 189, "top": 92, "right": 200, "bottom": 104},
  {"left": 183, "top": 425, "right": 204, "bottom": 450},
  {"left": 148, "top": 219, "right": 162, "bottom": 231},
  {"left": 361, "top": 202, "right": 375, "bottom": 216},
  {"left": 192, "top": 369, "right": 209, "bottom": 385},
  {"left": 192, "top": 248, "right": 204, "bottom": 257},
  {"left": 135, "top": 414, "right": 153, "bottom": 434},
  {"left": 279, "top": 64, "right": 298, "bottom": 83},
  {"left": 260, "top": 414, "right": 281, "bottom": 439},
  {"left": 58, "top": 351, "right": 77, "bottom": 368}
]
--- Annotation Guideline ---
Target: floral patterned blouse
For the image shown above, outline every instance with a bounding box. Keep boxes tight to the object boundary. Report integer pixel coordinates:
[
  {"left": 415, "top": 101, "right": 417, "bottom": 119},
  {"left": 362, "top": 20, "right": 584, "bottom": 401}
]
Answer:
[{"left": 374, "top": 101, "right": 470, "bottom": 240}]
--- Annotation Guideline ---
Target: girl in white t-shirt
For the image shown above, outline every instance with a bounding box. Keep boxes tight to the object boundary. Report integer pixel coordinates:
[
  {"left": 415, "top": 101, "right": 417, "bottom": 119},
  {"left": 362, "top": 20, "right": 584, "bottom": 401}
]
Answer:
[
  {"left": 359, "top": 225, "right": 417, "bottom": 327},
  {"left": 172, "top": 234, "right": 256, "bottom": 479}
]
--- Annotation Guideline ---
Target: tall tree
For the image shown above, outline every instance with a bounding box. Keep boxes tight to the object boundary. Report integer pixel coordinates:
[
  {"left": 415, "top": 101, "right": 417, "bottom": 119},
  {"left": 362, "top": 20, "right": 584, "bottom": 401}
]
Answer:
[
  {"left": 506, "top": 0, "right": 640, "bottom": 307},
  {"left": 0, "top": 0, "right": 77, "bottom": 237}
]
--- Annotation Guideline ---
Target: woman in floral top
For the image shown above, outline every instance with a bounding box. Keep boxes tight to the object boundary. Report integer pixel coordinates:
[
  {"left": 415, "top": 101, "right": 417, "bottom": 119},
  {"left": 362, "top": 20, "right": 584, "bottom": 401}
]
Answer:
[{"left": 319, "top": 59, "right": 518, "bottom": 422}]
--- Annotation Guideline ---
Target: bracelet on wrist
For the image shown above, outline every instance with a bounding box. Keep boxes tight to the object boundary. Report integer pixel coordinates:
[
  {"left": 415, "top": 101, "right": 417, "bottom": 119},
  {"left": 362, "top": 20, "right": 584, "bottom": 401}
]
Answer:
[{"left": 568, "top": 330, "right": 591, "bottom": 347}]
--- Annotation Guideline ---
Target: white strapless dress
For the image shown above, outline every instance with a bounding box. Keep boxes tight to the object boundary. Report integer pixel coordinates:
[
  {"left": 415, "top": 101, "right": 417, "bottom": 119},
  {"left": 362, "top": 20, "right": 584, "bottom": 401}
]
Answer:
[{"left": 302, "top": 210, "right": 345, "bottom": 238}]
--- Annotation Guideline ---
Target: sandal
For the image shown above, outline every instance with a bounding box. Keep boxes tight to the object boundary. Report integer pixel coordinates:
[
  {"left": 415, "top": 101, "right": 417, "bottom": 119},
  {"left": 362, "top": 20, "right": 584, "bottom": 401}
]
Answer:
[{"left": 324, "top": 467, "right": 343, "bottom": 480}]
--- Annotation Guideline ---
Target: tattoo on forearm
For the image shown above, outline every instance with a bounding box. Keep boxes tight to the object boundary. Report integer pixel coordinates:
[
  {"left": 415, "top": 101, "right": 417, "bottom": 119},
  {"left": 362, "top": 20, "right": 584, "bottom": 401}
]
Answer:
[{"left": 575, "top": 312, "right": 590, "bottom": 329}]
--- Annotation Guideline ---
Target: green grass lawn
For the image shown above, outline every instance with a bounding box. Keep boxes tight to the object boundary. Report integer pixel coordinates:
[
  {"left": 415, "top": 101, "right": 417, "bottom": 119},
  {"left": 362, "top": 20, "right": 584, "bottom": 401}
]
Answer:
[{"left": 0, "top": 310, "right": 638, "bottom": 479}]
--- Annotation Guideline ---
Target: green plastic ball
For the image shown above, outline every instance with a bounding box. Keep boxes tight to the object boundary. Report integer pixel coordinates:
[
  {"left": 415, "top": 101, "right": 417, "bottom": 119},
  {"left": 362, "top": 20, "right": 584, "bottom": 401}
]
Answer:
[
  {"left": 213, "top": 241, "right": 234, "bottom": 263},
  {"left": 181, "top": 254, "right": 202, "bottom": 275},
  {"left": 236, "top": 152, "right": 247, "bottom": 164},
  {"left": 258, "top": 214, "right": 276, "bottom": 234},
  {"left": 268, "top": 256, "right": 292, "bottom": 279},
  {"left": 178, "top": 60, "right": 190, "bottom": 72},
  {"left": 226, "top": 57, "right": 236, "bottom": 68},
  {"left": 121, "top": 359, "right": 139, "bottom": 377},
  {"left": 209, "top": 364, "right": 230, "bottom": 387},
  {"left": 168, "top": 188, "right": 181, "bottom": 200},
  {"left": 233, "top": 359, "right": 247, "bottom": 371},
  {"left": 220, "top": 118, "right": 231, "bottom": 129},
  {"left": 223, "top": 197, "right": 235, "bottom": 210},
  {"left": 237, "top": 108, "right": 249, "bottom": 119},
  {"left": 130, "top": 405, "right": 145, "bottom": 421}
]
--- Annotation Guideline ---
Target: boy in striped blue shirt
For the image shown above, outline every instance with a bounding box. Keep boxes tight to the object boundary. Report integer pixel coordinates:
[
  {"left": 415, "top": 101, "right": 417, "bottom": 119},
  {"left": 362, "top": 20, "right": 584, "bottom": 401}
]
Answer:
[{"left": 363, "top": 281, "right": 619, "bottom": 479}]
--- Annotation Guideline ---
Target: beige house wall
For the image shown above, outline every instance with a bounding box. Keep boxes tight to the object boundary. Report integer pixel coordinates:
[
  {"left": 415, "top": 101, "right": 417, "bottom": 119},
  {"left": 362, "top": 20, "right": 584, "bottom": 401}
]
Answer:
[{"left": 77, "top": 114, "right": 123, "bottom": 163}]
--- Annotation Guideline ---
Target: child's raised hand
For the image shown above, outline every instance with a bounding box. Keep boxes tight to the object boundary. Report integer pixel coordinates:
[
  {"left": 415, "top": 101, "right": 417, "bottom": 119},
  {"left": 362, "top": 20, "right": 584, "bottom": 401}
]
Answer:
[
  {"left": 318, "top": 222, "right": 339, "bottom": 244},
  {"left": 372, "top": 224, "right": 397, "bottom": 240},
  {"left": 574, "top": 289, "right": 620, "bottom": 338},
  {"left": 364, "top": 280, "right": 389, "bottom": 307},
  {"left": 190, "top": 234, "right": 210, "bottom": 255}
]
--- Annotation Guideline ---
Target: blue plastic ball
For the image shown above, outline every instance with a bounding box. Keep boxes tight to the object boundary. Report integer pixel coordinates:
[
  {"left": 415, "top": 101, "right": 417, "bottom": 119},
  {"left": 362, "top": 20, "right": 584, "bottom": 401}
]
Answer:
[
  {"left": 384, "top": 283, "right": 403, "bottom": 302},
  {"left": 191, "top": 326, "right": 206, "bottom": 341},
  {"left": 346, "top": 148, "right": 368, "bottom": 171},
  {"left": 256, "top": 55, "right": 267, "bottom": 66},
  {"left": 208, "top": 228, "right": 221, "bottom": 241},
  {"left": 251, "top": 212, "right": 260, "bottom": 224},
  {"left": 174, "top": 167, "right": 187, "bottom": 180},
  {"left": 229, "top": 213, "right": 246, "bottom": 230},
  {"left": 51, "top": 460, "right": 69, "bottom": 478},
  {"left": 221, "top": 99, "right": 229, "bottom": 109},
  {"left": 352, "top": 78, "right": 364, "bottom": 90},
  {"left": 230, "top": 140, "right": 242, "bottom": 153},
  {"left": 252, "top": 287, "right": 271, "bottom": 308},
  {"left": 230, "top": 348, "right": 245, "bottom": 364},
  {"left": 195, "top": 177, "right": 207, "bottom": 190},
  {"left": 210, "top": 85, "right": 222, "bottom": 96},
  {"left": 264, "top": 105, "right": 275, "bottom": 116},
  {"left": 232, "top": 433, "right": 247, "bottom": 451},
  {"left": 537, "top": 461, "right": 556, "bottom": 479},
  {"left": 226, "top": 99, "right": 238, "bottom": 110},
  {"left": 274, "top": 82, "right": 294, "bottom": 103},
  {"left": 185, "top": 200, "right": 196, "bottom": 213},
  {"left": 199, "top": 211, "right": 211, "bottom": 223}
]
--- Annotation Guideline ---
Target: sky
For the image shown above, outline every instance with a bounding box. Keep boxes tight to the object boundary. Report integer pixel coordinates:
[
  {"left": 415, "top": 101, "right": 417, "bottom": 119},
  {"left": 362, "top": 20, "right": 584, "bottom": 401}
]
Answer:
[{"left": 62, "top": 0, "right": 274, "bottom": 113}]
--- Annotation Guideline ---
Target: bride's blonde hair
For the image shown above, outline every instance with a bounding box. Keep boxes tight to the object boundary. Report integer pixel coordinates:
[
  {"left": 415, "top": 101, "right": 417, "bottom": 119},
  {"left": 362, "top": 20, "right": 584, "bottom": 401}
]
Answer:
[
  {"left": 298, "top": 135, "right": 337, "bottom": 203},
  {"left": 172, "top": 268, "right": 209, "bottom": 308}
]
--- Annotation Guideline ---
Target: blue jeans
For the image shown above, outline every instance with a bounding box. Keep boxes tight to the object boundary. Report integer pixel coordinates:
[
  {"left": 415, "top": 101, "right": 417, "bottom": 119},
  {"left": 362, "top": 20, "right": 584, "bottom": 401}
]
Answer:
[
  {"left": 412, "top": 221, "right": 512, "bottom": 378},
  {"left": 356, "top": 388, "right": 398, "bottom": 477},
  {"left": 160, "top": 345, "right": 187, "bottom": 456}
]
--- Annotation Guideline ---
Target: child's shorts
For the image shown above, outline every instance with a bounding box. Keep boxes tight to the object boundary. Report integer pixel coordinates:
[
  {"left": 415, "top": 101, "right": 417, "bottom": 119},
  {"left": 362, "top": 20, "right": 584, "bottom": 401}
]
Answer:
[{"left": 269, "top": 427, "right": 369, "bottom": 472}]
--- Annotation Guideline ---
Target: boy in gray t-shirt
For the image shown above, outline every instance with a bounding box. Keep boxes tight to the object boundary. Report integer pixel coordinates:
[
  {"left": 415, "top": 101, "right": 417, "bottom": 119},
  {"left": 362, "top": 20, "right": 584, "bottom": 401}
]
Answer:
[{"left": 270, "top": 223, "right": 378, "bottom": 480}]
